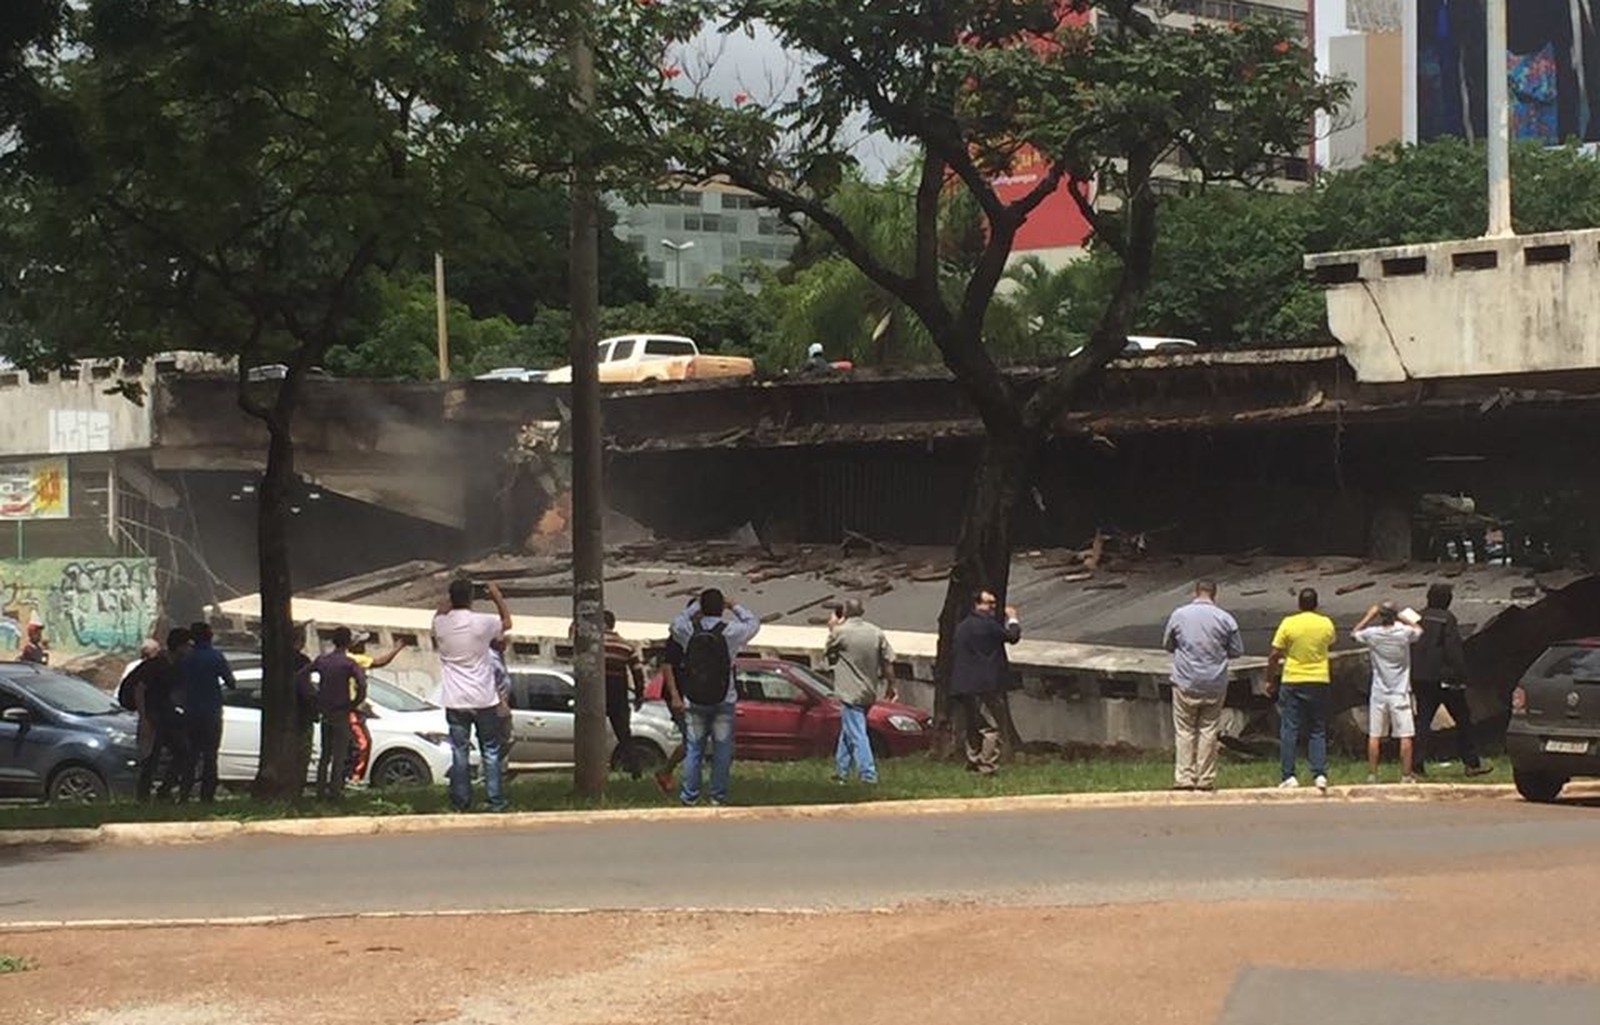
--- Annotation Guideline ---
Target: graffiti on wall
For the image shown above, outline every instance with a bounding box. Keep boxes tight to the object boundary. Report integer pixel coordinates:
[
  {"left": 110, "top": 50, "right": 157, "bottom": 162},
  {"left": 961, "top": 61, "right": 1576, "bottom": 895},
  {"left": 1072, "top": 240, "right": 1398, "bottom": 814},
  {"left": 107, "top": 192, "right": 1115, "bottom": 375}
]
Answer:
[{"left": 1, "top": 558, "right": 159, "bottom": 657}]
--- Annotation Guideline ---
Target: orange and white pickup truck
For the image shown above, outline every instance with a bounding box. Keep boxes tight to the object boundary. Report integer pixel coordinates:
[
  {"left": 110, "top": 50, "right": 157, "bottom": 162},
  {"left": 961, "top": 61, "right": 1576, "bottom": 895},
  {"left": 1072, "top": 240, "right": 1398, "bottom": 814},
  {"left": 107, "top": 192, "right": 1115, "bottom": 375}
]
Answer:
[{"left": 543, "top": 334, "right": 756, "bottom": 384}]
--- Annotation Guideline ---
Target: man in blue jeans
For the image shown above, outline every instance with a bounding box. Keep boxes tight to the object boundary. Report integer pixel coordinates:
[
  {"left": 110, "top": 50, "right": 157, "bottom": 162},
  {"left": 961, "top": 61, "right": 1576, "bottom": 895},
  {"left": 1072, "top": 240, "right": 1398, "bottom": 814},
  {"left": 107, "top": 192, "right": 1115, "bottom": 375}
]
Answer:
[
  {"left": 670, "top": 589, "right": 761, "bottom": 807},
  {"left": 1268, "top": 588, "right": 1337, "bottom": 793},
  {"left": 826, "top": 598, "right": 896, "bottom": 784},
  {"left": 432, "top": 578, "right": 513, "bottom": 812}
]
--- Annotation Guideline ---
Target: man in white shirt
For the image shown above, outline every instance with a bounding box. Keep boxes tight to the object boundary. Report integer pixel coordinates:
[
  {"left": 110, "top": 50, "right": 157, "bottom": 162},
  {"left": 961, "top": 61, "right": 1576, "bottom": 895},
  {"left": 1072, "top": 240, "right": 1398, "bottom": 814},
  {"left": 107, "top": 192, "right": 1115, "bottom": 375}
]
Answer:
[
  {"left": 1352, "top": 602, "right": 1424, "bottom": 784},
  {"left": 433, "top": 578, "right": 513, "bottom": 812}
]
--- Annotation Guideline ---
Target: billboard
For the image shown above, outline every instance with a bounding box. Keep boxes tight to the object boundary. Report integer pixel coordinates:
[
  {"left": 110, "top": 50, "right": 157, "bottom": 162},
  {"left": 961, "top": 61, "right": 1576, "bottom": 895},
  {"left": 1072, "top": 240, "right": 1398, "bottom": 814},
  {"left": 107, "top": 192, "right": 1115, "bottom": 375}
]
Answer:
[
  {"left": 0, "top": 460, "right": 69, "bottom": 520},
  {"left": 1415, "top": 0, "right": 1600, "bottom": 143},
  {"left": 991, "top": 146, "right": 1096, "bottom": 252},
  {"left": 984, "top": 1, "right": 1097, "bottom": 253}
]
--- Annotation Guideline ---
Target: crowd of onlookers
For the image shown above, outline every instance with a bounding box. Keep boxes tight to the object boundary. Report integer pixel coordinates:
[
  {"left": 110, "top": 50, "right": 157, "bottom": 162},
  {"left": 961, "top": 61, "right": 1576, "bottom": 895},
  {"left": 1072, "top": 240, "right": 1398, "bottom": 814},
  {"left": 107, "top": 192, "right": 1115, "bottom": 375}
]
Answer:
[
  {"left": 115, "top": 622, "right": 237, "bottom": 803},
  {"left": 35, "top": 570, "right": 1496, "bottom": 809},
  {"left": 1163, "top": 580, "right": 1492, "bottom": 794}
]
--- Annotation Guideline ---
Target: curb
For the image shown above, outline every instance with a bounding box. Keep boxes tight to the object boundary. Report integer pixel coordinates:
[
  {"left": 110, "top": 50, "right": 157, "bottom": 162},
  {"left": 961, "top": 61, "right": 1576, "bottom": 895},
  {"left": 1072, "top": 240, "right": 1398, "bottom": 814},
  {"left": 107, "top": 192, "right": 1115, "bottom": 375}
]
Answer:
[{"left": 0, "top": 781, "right": 1525, "bottom": 850}]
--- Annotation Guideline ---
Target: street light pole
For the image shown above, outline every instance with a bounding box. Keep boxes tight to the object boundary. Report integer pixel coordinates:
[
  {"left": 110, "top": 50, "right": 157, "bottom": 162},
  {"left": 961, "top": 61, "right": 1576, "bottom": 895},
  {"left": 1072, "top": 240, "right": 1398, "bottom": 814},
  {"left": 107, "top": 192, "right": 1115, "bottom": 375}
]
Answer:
[
  {"left": 1485, "top": 0, "right": 1513, "bottom": 237},
  {"left": 568, "top": 1, "right": 607, "bottom": 799},
  {"left": 660, "top": 238, "right": 695, "bottom": 290}
]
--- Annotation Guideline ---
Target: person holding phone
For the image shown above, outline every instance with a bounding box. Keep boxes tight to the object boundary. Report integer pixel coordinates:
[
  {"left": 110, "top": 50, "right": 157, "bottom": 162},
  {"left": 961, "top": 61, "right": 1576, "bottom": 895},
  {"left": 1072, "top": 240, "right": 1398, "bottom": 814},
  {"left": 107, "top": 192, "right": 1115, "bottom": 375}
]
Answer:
[{"left": 433, "top": 578, "right": 513, "bottom": 812}]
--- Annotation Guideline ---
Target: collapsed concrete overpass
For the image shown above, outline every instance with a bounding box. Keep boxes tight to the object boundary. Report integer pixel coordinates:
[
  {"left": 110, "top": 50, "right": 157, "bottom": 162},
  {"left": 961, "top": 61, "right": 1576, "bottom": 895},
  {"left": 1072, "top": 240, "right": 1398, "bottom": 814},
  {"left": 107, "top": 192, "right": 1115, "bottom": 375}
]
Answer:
[{"left": 142, "top": 342, "right": 1600, "bottom": 562}]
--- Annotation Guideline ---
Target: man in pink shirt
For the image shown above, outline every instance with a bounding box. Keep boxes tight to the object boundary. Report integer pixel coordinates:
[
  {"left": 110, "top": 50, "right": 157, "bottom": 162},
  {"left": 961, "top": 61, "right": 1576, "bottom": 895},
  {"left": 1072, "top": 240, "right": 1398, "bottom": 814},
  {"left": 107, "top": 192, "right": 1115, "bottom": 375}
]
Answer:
[{"left": 433, "top": 578, "right": 513, "bottom": 812}]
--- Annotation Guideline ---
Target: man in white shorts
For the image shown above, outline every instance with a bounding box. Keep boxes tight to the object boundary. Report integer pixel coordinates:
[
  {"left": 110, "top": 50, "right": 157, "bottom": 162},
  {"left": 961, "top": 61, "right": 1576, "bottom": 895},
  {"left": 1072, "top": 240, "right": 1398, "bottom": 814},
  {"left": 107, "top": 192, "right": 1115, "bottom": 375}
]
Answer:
[{"left": 1352, "top": 602, "right": 1424, "bottom": 783}]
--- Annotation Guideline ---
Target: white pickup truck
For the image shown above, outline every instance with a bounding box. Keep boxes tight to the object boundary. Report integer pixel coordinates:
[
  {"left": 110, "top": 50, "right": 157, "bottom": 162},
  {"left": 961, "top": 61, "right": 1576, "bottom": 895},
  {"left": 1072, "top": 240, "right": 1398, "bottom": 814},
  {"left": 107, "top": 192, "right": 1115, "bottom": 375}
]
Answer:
[{"left": 543, "top": 334, "right": 756, "bottom": 384}]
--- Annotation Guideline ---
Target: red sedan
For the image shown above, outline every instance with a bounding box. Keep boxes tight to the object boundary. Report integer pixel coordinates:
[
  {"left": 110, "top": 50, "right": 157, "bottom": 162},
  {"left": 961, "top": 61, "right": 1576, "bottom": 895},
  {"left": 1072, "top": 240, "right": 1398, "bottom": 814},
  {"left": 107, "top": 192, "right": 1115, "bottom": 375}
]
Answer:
[{"left": 645, "top": 657, "right": 934, "bottom": 761}]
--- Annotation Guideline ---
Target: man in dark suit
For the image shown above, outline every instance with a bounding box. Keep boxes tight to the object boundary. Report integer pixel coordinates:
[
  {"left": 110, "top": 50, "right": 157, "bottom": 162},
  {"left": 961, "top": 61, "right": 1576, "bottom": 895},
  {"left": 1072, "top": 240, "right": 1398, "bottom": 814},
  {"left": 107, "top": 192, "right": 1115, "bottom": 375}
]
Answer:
[{"left": 949, "top": 590, "right": 1022, "bottom": 776}]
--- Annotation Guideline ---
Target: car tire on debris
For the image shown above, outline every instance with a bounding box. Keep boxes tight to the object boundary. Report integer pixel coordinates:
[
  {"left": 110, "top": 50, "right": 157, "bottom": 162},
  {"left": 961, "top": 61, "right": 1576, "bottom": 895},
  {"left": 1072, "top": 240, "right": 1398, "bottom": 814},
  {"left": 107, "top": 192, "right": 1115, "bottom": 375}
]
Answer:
[
  {"left": 47, "top": 764, "right": 109, "bottom": 804},
  {"left": 1513, "top": 767, "right": 1567, "bottom": 803},
  {"left": 370, "top": 751, "right": 432, "bottom": 789}
]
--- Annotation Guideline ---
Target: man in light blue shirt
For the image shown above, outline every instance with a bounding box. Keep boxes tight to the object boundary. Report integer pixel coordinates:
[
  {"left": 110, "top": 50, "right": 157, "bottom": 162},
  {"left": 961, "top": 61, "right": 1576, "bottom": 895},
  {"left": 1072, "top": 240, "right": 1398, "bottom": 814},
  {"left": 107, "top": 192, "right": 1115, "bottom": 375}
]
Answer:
[
  {"left": 1163, "top": 581, "right": 1243, "bottom": 791},
  {"left": 669, "top": 589, "right": 761, "bottom": 806}
]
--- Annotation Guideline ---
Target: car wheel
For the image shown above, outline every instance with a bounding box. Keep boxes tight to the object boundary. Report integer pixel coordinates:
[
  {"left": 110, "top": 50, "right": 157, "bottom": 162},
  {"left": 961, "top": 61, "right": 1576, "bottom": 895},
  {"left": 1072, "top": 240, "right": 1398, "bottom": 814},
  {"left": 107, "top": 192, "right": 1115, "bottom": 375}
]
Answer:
[
  {"left": 48, "top": 765, "right": 109, "bottom": 804},
  {"left": 869, "top": 732, "right": 889, "bottom": 760},
  {"left": 1513, "top": 767, "right": 1567, "bottom": 803},
  {"left": 614, "top": 739, "right": 666, "bottom": 775},
  {"left": 371, "top": 751, "right": 432, "bottom": 789}
]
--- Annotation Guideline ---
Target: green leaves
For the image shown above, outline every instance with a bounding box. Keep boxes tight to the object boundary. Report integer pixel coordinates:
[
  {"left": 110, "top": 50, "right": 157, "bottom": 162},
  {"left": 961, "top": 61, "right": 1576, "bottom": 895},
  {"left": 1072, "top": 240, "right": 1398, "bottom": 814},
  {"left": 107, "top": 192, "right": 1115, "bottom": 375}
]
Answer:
[{"left": 0, "top": 0, "right": 693, "bottom": 376}]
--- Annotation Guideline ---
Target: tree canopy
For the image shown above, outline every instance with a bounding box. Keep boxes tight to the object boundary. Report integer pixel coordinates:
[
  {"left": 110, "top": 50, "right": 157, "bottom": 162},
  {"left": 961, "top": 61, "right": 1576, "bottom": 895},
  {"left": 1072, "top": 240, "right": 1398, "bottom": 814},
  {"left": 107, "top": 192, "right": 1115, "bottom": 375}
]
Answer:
[
  {"left": 655, "top": 0, "right": 1347, "bottom": 710},
  {"left": 0, "top": 0, "right": 694, "bottom": 796}
]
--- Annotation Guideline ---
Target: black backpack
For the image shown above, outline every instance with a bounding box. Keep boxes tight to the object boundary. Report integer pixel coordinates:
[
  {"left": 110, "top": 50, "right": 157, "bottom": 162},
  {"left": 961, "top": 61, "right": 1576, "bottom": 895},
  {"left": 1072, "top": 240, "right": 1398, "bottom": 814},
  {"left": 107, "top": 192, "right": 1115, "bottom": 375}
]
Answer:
[{"left": 680, "top": 620, "right": 731, "bottom": 706}]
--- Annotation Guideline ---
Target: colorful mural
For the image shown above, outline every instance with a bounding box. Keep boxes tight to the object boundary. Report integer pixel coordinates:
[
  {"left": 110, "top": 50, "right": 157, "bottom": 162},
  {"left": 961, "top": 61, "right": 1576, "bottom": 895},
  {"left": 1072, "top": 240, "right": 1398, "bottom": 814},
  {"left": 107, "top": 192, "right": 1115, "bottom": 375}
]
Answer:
[{"left": 1, "top": 557, "right": 159, "bottom": 658}]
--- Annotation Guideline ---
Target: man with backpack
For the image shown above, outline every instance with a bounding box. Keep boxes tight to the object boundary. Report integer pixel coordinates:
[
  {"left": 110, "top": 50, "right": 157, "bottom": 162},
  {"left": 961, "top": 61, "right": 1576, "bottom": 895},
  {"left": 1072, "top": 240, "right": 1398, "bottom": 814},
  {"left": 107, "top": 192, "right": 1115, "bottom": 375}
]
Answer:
[{"left": 669, "top": 588, "right": 761, "bottom": 807}]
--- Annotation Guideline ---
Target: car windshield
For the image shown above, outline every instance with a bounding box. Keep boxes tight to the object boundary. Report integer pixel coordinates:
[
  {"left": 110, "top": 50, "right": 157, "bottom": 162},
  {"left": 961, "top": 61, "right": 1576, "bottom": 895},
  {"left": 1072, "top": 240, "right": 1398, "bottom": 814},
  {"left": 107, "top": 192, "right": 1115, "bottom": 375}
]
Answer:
[
  {"left": 366, "top": 675, "right": 435, "bottom": 712},
  {"left": 19, "top": 671, "right": 124, "bottom": 715}
]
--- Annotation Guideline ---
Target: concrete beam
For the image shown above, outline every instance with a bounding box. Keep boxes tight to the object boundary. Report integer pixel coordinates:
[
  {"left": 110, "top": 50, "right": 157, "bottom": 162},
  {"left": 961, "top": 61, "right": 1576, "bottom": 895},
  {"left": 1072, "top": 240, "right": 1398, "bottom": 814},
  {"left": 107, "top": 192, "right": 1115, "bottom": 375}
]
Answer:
[{"left": 1306, "top": 229, "right": 1600, "bottom": 383}]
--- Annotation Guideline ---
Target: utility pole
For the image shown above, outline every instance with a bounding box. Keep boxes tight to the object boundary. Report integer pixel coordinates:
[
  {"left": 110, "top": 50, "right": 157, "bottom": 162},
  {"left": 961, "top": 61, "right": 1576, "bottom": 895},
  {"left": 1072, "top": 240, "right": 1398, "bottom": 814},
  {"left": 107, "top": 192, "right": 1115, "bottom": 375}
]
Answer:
[
  {"left": 568, "top": 1, "right": 608, "bottom": 798},
  {"left": 1484, "top": 0, "right": 1513, "bottom": 237},
  {"left": 434, "top": 251, "right": 451, "bottom": 380}
]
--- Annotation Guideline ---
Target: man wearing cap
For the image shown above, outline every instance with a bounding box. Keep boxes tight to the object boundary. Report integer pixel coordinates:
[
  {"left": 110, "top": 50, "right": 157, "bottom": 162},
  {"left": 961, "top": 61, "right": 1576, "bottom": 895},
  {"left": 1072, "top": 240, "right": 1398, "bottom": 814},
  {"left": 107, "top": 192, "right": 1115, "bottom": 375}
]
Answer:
[
  {"left": 800, "top": 342, "right": 831, "bottom": 375},
  {"left": 826, "top": 598, "right": 897, "bottom": 785},
  {"left": 1352, "top": 602, "right": 1424, "bottom": 783},
  {"left": 18, "top": 622, "right": 47, "bottom": 664}
]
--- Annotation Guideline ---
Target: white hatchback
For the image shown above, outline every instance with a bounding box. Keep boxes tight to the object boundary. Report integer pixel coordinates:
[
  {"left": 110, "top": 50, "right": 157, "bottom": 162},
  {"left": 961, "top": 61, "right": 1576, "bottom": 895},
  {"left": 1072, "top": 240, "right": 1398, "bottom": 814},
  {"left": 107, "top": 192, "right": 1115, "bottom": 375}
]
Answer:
[{"left": 217, "top": 663, "right": 464, "bottom": 788}]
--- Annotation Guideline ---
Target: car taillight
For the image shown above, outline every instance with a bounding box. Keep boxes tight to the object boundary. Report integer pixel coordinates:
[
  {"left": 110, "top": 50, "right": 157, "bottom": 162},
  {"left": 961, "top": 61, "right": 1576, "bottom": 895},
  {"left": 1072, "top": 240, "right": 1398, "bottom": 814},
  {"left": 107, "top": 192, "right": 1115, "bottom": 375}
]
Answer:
[{"left": 1511, "top": 685, "right": 1527, "bottom": 716}]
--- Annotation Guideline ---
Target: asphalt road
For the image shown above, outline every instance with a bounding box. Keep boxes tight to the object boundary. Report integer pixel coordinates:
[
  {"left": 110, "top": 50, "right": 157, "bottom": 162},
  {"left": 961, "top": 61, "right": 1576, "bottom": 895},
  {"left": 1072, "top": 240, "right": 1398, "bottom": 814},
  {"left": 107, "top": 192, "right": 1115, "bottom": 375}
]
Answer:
[
  {"left": 5, "top": 796, "right": 1600, "bottom": 924},
  {"left": 8, "top": 795, "right": 1600, "bottom": 1025}
]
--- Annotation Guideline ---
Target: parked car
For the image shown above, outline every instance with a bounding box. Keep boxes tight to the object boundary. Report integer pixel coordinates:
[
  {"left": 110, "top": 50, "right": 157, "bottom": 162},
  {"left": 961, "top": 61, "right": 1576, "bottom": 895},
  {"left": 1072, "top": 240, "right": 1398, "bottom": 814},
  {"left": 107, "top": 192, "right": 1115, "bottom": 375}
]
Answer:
[
  {"left": 543, "top": 334, "right": 756, "bottom": 385},
  {"left": 0, "top": 663, "right": 141, "bottom": 802},
  {"left": 1507, "top": 638, "right": 1600, "bottom": 802},
  {"left": 502, "top": 665, "right": 680, "bottom": 773},
  {"left": 1122, "top": 335, "right": 1199, "bottom": 356},
  {"left": 474, "top": 367, "right": 548, "bottom": 383},
  {"left": 644, "top": 657, "right": 934, "bottom": 761},
  {"left": 245, "top": 363, "right": 333, "bottom": 381},
  {"left": 219, "top": 660, "right": 466, "bottom": 788}
]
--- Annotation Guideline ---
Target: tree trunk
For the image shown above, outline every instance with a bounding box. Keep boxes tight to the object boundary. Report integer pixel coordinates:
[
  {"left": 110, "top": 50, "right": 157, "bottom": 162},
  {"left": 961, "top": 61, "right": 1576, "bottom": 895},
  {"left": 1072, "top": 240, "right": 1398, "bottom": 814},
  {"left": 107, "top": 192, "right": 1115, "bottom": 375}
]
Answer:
[
  {"left": 252, "top": 415, "right": 307, "bottom": 801},
  {"left": 931, "top": 428, "right": 1037, "bottom": 751}
]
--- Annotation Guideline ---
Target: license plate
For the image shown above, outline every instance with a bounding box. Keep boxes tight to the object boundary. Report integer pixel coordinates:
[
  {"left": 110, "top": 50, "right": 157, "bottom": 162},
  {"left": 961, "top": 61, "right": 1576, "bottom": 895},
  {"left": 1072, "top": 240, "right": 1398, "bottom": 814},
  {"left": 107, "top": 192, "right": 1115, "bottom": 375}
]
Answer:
[{"left": 1545, "top": 739, "right": 1591, "bottom": 755}]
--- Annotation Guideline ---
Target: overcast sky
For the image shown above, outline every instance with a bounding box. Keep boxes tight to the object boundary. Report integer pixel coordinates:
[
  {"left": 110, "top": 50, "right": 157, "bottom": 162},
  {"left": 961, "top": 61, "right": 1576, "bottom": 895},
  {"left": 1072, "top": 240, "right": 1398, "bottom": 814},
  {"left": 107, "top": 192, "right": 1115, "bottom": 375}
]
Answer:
[{"left": 676, "top": 20, "right": 909, "bottom": 179}]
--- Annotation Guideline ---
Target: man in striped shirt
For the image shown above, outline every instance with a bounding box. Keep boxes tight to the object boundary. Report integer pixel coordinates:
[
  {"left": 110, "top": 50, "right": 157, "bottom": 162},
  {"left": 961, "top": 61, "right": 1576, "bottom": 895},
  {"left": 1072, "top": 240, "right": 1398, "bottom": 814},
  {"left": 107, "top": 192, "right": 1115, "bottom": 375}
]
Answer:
[{"left": 604, "top": 610, "right": 646, "bottom": 780}]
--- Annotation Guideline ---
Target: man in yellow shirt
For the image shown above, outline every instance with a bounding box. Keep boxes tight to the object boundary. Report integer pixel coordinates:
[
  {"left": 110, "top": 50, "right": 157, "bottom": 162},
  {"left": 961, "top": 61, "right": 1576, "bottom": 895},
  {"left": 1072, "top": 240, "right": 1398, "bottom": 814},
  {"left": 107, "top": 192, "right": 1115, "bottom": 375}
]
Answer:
[{"left": 1268, "top": 588, "right": 1337, "bottom": 792}]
